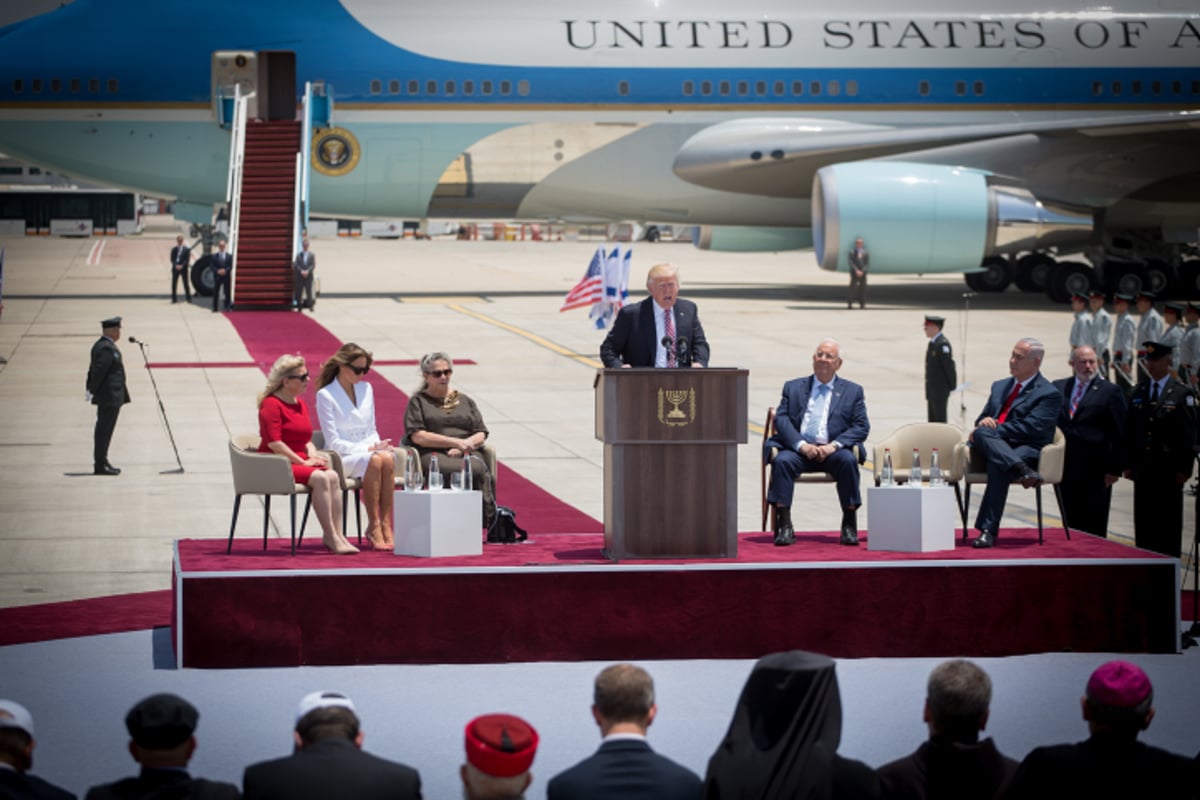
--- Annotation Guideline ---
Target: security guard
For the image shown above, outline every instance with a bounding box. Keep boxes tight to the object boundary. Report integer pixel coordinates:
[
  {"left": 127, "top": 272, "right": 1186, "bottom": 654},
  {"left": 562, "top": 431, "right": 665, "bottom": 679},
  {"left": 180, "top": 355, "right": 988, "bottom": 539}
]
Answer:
[
  {"left": 1124, "top": 341, "right": 1196, "bottom": 558},
  {"left": 924, "top": 314, "right": 957, "bottom": 423}
]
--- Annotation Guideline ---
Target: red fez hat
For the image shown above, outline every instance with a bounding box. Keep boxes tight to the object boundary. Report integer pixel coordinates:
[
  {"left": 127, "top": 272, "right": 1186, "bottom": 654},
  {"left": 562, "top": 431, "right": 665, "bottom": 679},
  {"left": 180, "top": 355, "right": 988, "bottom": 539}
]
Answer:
[
  {"left": 464, "top": 713, "right": 538, "bottom": 778},
  {"left": 1086, "top": 660, "right": 1152, "bottom": 708}
]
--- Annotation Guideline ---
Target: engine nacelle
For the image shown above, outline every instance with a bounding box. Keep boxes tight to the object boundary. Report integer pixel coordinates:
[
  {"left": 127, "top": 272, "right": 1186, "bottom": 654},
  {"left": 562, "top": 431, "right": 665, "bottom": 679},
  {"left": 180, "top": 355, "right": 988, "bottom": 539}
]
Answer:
[
  {"left": 693, "top": 226, "right": 813, "bottom": 253},
  {"left": 812, "top": 162, "right": 1094, "bottom": 273}
]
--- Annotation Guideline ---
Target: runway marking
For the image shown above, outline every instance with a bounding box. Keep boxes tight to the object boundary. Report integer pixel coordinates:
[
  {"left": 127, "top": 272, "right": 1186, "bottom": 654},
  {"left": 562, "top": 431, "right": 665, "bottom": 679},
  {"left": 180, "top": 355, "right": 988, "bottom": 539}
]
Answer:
[{"left": 87, "top": 239, "right": 105, "bottom": 265}]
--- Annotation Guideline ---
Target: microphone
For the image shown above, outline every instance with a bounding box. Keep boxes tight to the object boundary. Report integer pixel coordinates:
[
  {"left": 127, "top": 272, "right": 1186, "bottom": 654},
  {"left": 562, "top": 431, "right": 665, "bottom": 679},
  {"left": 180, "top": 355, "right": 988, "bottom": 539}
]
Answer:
[
  {"left": 676, "top": 336, "right": 690, "bottom": 367},
  {"left": 129, "top": 336, "right": 146, "bottom": 346}
]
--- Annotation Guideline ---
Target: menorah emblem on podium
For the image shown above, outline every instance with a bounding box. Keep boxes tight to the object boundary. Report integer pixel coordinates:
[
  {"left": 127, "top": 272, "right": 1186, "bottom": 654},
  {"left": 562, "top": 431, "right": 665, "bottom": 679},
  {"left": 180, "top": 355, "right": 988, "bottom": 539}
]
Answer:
[{"left": 657, "top": 387, "right": 696, "bottom": 427}]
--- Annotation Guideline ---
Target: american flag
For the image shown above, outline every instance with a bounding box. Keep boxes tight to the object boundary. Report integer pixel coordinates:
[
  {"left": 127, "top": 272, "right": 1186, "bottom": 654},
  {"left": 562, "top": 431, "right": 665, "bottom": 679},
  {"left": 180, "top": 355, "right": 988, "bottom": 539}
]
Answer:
[{"left": 560, "top": 248, "right": 606, "bottom": 311}]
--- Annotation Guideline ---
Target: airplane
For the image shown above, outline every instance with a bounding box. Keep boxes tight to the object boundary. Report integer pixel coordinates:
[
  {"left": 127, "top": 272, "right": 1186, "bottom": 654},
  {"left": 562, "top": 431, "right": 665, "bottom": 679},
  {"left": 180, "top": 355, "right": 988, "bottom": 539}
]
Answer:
[{"left": 0, "top": 0, "right": 1198, "bottom": 302}]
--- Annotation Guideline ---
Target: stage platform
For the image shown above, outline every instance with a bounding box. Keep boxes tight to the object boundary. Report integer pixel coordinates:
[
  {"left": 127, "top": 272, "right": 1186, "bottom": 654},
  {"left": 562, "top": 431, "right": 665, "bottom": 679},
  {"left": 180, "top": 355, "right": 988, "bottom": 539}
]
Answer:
[{"left": 172, "top": 528, "right": 1181, "bottom": 668}]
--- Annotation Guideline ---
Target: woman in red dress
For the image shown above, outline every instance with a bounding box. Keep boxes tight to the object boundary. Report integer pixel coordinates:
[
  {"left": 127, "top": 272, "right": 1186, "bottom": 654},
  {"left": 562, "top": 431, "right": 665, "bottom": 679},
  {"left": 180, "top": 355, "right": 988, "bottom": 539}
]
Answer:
[{"left": 257, "top": 354, "right": 358, "bottom": 555}]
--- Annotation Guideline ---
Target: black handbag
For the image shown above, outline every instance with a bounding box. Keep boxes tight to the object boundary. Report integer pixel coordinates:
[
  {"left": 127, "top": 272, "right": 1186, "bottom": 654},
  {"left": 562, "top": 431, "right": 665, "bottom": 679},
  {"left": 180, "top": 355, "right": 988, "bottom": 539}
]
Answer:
[{"left": 485, "top": 506, "right": 528, "bottom": 544}]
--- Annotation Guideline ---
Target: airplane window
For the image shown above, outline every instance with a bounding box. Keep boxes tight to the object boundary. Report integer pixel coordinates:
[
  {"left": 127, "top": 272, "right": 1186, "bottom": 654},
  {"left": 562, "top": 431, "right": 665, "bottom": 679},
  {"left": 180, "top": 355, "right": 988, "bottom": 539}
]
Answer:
[
  {"left": 737, "top": 81, "right": 748, "bottom": 95},
  {"left": 370, "top": 80, "right": 381, "bottom": 95},
  {"left": 618, "top": 81, "right": 629, "bottom": 96},
  {"left": 389, "top": 80, "right": 400, "bottom": 94},
  {"left": 51, "top": 79, "right": 61, "bottom": 93},
  {"left": 500, "top": 80, "right": 511, "bottom": 95},
  {"left": 973, "top": 81, "right": 984, "bottom": 95},
  {"left": 1151, "top": 80, "right": 1161, "bottom": 95},
  {"left": 1111, "top": 81, "right": 1121, "bottom": 95},
  {"left": 31, "top": 79, "right": 42, "bottom": 93},
  {"left": 1131, "top": 80, "right": 1141, "bottom": 95},
  {"left": 700, "top": 80, "right": 712, "bottom": 95},
  {"left": 682, "top": 81, "right": 694, "bottom": 96},
  {"left": 518, "top": 80, "right": 530, "bottom": 96},
  {"left": 1092, "top": 81, "right": 1104, "bottom": 96},
  {"left": 29, "top": 167, "right": 42, "bottom": 175},
  {"left": 70, "top": 78, "right": 80, "bottom": 93},
  {"left": 792, "top": 81, "right": 804, "bottom": 95},
  {"left": 1171, "top": 81, "right": 1181, "bottom": 94},
  {"left": 1192, "top": 80, "right": 1199, "bottom": 94},
  {"left": 809, "top": 81, "right": 821, "bottom": 96},
  {"left": 481, "top": 80, "right": 493, "bottom": 95},
  {"left": 463, "top": 80, "right": 474, "bottom": 95},
  {"left": 408, "top": 79, "right": 419, "bottom": 94},
  {"left": 426, "top": 80, "right": 437, "bottom": 95},
  {"left": 919, "top": 81, "right": 930, "bottom": 96},
  {"left": 846, "top": 80, "right": 858, "bottom": 96},
  {"left": 11, "top": 79, "right": 21, "bottom": 93},
  {"left": 719, "top": 81, "right": 730, "bottom": 96},
  {"left": 774, "top": 80, "right": 785, "bottom": 95},
  {"left": 89, "top": 78, "right": 99, "bottom": 93},
  {"left": 107, "top": 79, "right": 117, "bottom": 93},
  {"left": 828, "top": 80, "right": 840, "bottom": 96},
  {"left": 0, "top": 166, "right": 21, "bottom": 175},
  {"left": 445, "top": 80, "right": 456, "bottom": 95},
  {"left": 955, "top": 81, "right": 966, "bottom": 96}
]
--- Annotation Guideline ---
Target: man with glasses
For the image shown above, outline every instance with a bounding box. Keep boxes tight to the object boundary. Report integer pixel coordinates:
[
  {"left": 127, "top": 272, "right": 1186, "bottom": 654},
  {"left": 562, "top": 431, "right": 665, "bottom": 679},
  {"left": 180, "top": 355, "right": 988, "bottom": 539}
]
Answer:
[
  {"left": 600, "top": 263, "right": 709, "bottom": 368},
  {"left": 764, "top": 338, "right": 870, "bottom": 547},
  {"left": 967, "top": 338, "right": 1061, "bottom": 549}
]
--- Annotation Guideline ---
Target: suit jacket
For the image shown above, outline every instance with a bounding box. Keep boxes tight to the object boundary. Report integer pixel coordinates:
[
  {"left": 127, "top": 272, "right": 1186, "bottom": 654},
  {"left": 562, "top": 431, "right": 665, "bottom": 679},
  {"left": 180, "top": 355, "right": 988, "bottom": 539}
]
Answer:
[
  {"left": 85, "top": 769, "right": 240, "bottom": 800},
  {"left": 878, "top": 737, "right": 1017, "bottom": 800},
  {"left": 0, "top": 770, "right": 76, "bottom": 800},
  {"left": 1004, "top": 734, "right": 1196, "bottom": 800},
  {"left": 599, "top": 297, "right": 709, "bottom": 368},
  {"left": 170, "top": 244, "right": 190, "bottom": 268},
  {"left": 771, "top": 374, "right": 870, "bottom": 453},
  {"left": 1052, "top": 376, "right": 1127, "bottom": 480},
  {"left": 1127, "top": 377, "right": 1196, "bottom": 478},
  {"left": 975, "top": 373, "right": 1059, "bottom": 449},
  {"left": 211, "top": 251, "right": 232, "bottom": 273},
  {"left": 242, "top": 738, "right": 420, "bottom": 800},
  {"left": 87, "top": 336, "right": 130, "bottom": 407},
  {"left": 849, "top": 247, "right": 869, "bottom": 274},
  {"left": 293, "top": 251, "right": 315, "bottom": 272},
  {"left": 547, "top": 738, "right": 702, "bottom": 800}
]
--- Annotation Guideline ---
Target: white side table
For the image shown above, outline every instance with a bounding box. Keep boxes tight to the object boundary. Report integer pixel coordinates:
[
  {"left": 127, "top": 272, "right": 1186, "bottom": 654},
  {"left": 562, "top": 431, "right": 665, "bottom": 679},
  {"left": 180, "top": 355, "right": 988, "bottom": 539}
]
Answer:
[
  {"left": 393, "top": 489, "right": 482, "bottom": 557},
  {"left": 866, "top": 486, "right": 957, "bottom": 553}
]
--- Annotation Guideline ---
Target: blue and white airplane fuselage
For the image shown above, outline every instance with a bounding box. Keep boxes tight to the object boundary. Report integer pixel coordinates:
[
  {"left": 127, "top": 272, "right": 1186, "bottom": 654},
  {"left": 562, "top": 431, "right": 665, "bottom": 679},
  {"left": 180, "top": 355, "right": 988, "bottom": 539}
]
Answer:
[{"left": 0, "top": 0, "right": 1197, "bottom": 292}]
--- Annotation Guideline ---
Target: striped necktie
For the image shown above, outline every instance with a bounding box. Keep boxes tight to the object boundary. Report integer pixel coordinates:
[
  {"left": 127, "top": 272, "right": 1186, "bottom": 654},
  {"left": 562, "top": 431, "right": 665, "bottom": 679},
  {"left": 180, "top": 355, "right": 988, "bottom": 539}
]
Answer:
[
  {"left": 1069, "top": 380, "right": 1087, "bottom": 418},
  {"left": 664, "top": 309, "right": 676, "bottom": 368}
]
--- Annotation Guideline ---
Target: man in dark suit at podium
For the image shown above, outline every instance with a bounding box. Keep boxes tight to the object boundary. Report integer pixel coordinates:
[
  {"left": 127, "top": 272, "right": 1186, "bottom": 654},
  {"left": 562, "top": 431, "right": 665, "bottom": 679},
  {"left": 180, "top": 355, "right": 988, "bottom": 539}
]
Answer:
[
  {"left": 600, "top": 263, "right": 709, "bottom": 368},
  {"left": 1052, "top": 345, "right": 1127, "bottom": 537},
  {"left": 765, "top": 338, "right": 870, "bottom": 546}
]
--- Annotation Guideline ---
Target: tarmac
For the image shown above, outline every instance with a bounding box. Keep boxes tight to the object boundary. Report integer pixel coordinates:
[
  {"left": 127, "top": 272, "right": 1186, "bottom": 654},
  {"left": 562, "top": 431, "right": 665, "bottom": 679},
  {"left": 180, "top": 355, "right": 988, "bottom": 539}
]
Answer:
[{"left": 0, "top": 216, "right": 1194, "bottom": 609}]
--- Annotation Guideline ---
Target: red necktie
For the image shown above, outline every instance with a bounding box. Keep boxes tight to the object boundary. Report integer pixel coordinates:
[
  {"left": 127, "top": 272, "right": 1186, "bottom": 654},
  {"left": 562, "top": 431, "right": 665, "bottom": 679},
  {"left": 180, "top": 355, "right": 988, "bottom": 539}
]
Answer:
[
  {"left": 664, "top": 309, "right": 676, "bottom": 368},
  {"left": 997, "top": 381, "right": 1022, "bottom": 424}
]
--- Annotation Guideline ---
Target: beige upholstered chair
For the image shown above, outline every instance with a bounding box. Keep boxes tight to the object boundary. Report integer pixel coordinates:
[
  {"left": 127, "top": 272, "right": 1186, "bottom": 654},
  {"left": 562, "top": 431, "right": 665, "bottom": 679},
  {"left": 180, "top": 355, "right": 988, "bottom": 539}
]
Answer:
[
  {"left": 760, "top": 407, "right": 867, "bottom": 532},
  {"left": 226, "top": 435, "right": 312, "bottom": 555},
  {"left": 953, "top": 427, "right": 1069, "bottom": 544},
  {"left": 311, "top": 431, "right": 425, "bottom": 545},
  {"left": 872, "top": 421, "right": 966, "bottom": 494}
]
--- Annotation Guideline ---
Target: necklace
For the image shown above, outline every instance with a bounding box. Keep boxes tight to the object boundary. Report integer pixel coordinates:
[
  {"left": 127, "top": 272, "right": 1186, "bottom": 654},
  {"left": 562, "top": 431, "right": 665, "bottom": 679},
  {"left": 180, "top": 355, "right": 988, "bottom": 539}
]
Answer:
[{"left": 435, "top": 389, "right": 459, "bottom": 412}]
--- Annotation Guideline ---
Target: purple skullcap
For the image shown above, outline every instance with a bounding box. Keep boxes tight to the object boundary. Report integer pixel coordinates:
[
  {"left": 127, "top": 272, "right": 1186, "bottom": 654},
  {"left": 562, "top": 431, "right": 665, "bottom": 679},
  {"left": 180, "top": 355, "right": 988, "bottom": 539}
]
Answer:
[{"left": 1085, "top": 661, "right": 1152, "bottom": 709}]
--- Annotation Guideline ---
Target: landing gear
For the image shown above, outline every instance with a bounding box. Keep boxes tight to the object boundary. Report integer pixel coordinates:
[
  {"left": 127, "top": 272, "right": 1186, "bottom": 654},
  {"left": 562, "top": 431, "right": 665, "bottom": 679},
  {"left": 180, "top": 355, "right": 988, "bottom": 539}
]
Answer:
[
  {"left": 1014, "top": 252, "right": 1054, "bottom": 293},
  {"left": 1178, "top": 259, "right": 1200, "bottom": 296},
  {"left": 1045, "top": 260, "right": 1095, "bottom": 303},
  {"left": 186, "top": 223, "right": 227, "bottom": 298},
  {"left": 964, "top": 256, "right": 1011, "bottom": 292}
]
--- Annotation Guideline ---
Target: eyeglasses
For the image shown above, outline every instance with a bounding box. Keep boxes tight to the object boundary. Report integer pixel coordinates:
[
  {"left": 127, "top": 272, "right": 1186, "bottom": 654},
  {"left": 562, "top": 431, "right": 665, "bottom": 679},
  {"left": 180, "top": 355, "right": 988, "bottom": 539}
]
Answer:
[
  {"left": 346, "top": 363, "right": 370, "bottom": 376},
  {"left": 286, "top": 373, "right": 310, "bottom": 382},
  {"left": 427, "top": 369, "right": 453, "bottom": 378}
]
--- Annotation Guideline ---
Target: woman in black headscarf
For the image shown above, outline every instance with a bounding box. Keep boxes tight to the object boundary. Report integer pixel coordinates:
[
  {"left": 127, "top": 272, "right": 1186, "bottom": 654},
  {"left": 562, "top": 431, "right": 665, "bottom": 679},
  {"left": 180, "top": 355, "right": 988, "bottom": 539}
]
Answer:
[{"left": 704, "top": 650, "right": 881, "bottom": 800}]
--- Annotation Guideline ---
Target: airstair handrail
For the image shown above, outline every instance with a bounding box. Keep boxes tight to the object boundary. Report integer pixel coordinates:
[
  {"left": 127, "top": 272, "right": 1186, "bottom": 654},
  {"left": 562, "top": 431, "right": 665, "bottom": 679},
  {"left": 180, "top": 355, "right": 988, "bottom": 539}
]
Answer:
[{"left": 225, "top": 84, "right": 250, "bottom": 304}]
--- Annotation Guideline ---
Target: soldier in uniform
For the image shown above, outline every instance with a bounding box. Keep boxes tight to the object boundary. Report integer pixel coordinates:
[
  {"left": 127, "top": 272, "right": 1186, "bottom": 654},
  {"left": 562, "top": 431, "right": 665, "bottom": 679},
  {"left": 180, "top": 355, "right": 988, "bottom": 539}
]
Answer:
[
  {"left": 924, "top": 314, "right": 957, "bottom": 423},
  {"left": 1111, "top": 293, "right": 1137, "bottom": 395},
  {"left": 1068, "top": 292, "right": 1093, "bottom": 352},
  {"left": 1134, "top": 291, "right": 1163, "bottom": 362},
  {"left": 1179, "top": 301, "right": 1200, "bottom": 388},
  {"left": 1159, "top": 302, "right": 1184, "bottom": 377},
  {"left": 1087, "top": 289, "right": 1112, "bottom": 379},
  {"left": 1124, "top": 341, "right": 1196, "bottom": 558},
  {"left": 87, "top": 316, "right": 130, "bottom": 476}
]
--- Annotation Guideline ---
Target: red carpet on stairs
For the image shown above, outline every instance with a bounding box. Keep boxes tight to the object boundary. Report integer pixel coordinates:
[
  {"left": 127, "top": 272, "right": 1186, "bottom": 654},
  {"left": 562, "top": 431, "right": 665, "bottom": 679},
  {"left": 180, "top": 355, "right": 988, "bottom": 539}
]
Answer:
[{"left": 223, "top": 311, "right": 603, "bottom": 535}]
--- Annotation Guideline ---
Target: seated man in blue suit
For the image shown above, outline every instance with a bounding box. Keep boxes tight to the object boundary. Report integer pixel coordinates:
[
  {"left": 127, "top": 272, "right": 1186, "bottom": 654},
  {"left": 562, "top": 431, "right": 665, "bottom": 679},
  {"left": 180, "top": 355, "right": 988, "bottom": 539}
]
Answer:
[
  {"left": 765, "top": 338, "right": 870, "bottom": 546},
  {"left": 968, "top": 337, "right": 1062, "bottom": 549},
  {"left": 547, "top": 663, "right": 701, "bottom": 800},
  {"left": 600, "top": 263, "right": 709, "bottom": 368}
]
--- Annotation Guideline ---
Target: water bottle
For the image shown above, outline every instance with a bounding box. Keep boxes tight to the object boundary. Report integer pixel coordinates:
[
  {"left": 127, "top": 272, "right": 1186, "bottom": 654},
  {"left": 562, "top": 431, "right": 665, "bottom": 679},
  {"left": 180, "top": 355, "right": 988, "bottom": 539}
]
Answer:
[
  {"left": 428, "top": 454, "right": 442, "bottom": 491},
  {"left": 910, "top": 448, "right": 922, "bottom": 487},
  {"left": 881, "top": 448, "right": 894, "bottom": 486},
  {"left": 929, "top": 448, "right": 943, "bottom": 487},
  {"left": 405, "top": 450, "right": 419, "bottom": 491},
  {"left": 461, "top": 455, "right": 472, "bottom": 492}
]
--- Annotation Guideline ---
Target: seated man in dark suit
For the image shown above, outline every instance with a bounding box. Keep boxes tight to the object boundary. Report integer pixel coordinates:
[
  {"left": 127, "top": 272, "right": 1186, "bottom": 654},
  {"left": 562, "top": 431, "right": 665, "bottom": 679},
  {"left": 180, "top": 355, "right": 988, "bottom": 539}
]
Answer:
[
  {"left": 242, "top": 691, "right": 421, "bottom": 800},
  {"left": 967, "top": 337, "right": 1062, "bottom": 549},
  {"left": 878, "top": 659, "right": 1017, "bottom": 800},
  {"left": 0, "top": 699, "right": 75, "bottom": 800},
  {"left": 461, "top": 713, "right": 538, "bottom": 800},
  {"left": 547, "top": 663, "right": 701, "bottom": 800},
  {"left": 1005, "top": 660, "right": 1195, "bottom": 799},
  {"left": 85, "top": 693, "right": 239, "bottom": 800},
  {"left": 765, "top": 338, "right": 870, "bottom": 546},
  {"left": 1051, "top": 345, "right": 1127, "bottom": 537},
  {"left": 600, "top": 263, "right": 709, "bottom": 368}
]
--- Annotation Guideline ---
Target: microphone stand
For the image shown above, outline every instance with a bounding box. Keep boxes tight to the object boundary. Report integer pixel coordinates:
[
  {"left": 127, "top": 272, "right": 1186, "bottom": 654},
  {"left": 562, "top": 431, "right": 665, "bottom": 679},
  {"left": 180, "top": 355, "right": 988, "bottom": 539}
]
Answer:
[
  {"left": 1186, "top": 470, "right": 1200, "bottom": 648},
  {"left": 959, "top": 292, "right": 974, "bottom": 424},
  {"left": 130, "top": 338, "right": 185, "bottom": 474},
  {"left": 676, "top": 337, "right": 690, "bottom": 368}
]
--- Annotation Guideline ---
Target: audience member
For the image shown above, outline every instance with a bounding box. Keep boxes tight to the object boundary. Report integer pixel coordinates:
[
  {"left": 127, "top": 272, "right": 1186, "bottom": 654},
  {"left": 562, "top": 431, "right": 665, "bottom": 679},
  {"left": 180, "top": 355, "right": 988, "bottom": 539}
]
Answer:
[
  {"left": 599, "top": 263, "right": 709, "bottom": 368},
  {"left": 1052, "top": 345, "right": 1127, "bottom": 537},
  {"left": 764, "top": 338, "right": 870, "bottom": 547},
  {"left": 1004, "top": 660, "right": 1196, "bottom": 799},
  {"left": 547, "top": 663, "right": 701, "bottom": 800},
  {"left": 404, "top": 352, "right": 497, "bottom": 527},
  {"left": 257, "top": 355, "right": 357, "bottom": 555},
  {"left": 704, "top": 650, "right": 881, "bottom": 799},
  {"left": 966, "top": 338, "right": 1061, "bottom": 549},
  {"left": 316, "top": 343, "right": 395, "bottom": 551},
  {"left": 0, "top": 699, "right": 75, "bottom": 799},
  {"left": 84, "top": 693, "right": 239, "bottom": 800},
  {"left": 878, "top": 659, "right": 1017, "bottom": 800},
  {"left": 461, "top": 714, "right": 538, "bottom": 800},
  {"left": 242, "top": 691, "right": 421, "bottom": 800}
]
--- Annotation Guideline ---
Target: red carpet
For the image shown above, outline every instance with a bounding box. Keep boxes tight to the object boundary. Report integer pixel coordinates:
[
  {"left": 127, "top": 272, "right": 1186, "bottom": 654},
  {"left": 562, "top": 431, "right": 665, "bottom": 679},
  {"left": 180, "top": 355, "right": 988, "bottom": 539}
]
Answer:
[
  {"left": 223, "top": 310, "right": 602, "bottom": 536},
  {"left": 0, "top": 591, "right": 171, "bottom": 646}
]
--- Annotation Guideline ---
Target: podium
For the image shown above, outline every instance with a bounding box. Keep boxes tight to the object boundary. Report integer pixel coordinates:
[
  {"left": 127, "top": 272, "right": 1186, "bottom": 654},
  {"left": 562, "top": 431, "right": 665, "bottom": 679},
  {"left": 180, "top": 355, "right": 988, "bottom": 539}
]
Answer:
[{"left": 595, "top": 368, "right": 748, "bottom": 559}]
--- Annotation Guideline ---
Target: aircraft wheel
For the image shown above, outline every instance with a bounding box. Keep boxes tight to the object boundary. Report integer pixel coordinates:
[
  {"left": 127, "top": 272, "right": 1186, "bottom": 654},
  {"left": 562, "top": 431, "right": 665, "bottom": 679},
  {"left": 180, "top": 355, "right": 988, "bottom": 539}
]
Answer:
[
  {"left": 1014, "top": 253, "right": 1055, "bottom": 292},
  {"left": 1143, "top": 259, "right": 1173, "bottom": 295},
  {"left": 964, "top": 257, "right": 1010, "bottom": 292},
  {"left": 191, "top": 256, "right": 215, "bottom": 297},
  {"left": 1177, "top": 259, "right": 1200, "bottom": 296},
  {"left": 1045, "top": 261, "right": 1095, "bottom": 304},
  {"left": 1105, "top": 261, "right": 1143, "bottom": 296}
]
